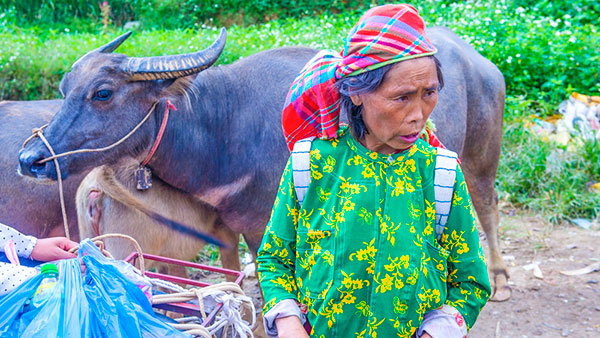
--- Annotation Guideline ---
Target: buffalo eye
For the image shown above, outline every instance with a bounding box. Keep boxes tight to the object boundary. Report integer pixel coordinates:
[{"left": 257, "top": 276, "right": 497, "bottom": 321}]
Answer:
[{"left": 93, "top": 89, "right": 112, "bottom": 101}]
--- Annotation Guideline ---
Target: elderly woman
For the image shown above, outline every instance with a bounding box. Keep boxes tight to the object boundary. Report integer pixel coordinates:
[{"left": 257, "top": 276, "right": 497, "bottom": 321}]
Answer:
[{"left": 257, "top": 4, "right": 491, "bottom": 338}]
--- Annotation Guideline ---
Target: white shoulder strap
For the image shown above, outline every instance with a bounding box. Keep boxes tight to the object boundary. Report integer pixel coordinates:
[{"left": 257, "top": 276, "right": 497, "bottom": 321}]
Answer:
[
  {"left": 293, "top": 139, "right": 458, "bottom": 239},
  {"left": 434, "top": 148, "right": 458, "bottom": 242},
  {"left": 291, "top": 137, "right": 315, "bottom": 206}
]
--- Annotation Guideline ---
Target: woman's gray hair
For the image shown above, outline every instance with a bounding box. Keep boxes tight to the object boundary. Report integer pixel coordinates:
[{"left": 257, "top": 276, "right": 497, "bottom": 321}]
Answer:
[{"left": 335, "top": 55, "right": 444, "bottom": 140}]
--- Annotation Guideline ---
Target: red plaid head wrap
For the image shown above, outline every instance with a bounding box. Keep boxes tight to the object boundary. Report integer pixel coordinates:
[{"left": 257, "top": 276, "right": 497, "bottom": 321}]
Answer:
[{"left": 282, "top": 4, "right": 438, "bottom": 151}]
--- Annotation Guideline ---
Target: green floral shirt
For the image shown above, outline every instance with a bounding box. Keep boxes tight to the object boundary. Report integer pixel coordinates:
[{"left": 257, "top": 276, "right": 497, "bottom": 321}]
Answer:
[{"left": 257, "top": 126, "right": 491, "bottom": 337}]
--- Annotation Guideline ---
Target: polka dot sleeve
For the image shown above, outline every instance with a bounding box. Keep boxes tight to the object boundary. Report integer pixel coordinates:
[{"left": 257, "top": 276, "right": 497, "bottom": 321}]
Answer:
[
  {"left": 0, "top": 223, "right": 38, "bottom": 259},
  {"left": 0, "top": 262, "right": 39, "bottom": 296}
]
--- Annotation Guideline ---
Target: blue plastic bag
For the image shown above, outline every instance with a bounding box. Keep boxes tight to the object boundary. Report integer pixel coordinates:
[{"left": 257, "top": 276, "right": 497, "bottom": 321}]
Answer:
[
  {"left": 0, "top": 259, "right": 90, "bottom": 337},
  {"left": 0, "top": 273, "right": 42, "bottom": 336},
  {"left": 0, "top": 239, "right": 190, "bottom": 337},
  {"left": 79, "top": 239, "right": 189, "bottom": 337}
]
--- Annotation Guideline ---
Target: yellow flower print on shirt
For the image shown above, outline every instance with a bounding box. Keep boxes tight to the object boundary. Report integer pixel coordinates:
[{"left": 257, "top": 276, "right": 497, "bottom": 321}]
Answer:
[
  {"left": 297, "top": 209, "right": 314, "bottom": 229},
  {"left": 373, "top": 272, "right": 394, "bottom": 293},
  {"left": 447, "top": 230, "right": 470, "bottom": 255},
  {"left": 393, "top": 296, "right": 408, "bottom": 315},
  {"left": 306, "top": 229, "right": 329, "bottom": 249},
  {"left": 323, "top": 156, "right": 336, "bottom": 173},
  {"left": 349, "top": 238, "right": 377, "bottom": 274},
  {"left": 320, "top": 270, "right": 368, "bottom": 329},
  {"left": 331, "top": 138, "right": 339, "bottom": 148},
  {"left": 376, "top": 208, "right": 400, "bottom": 245},
  {"left": 310, "top": 148, "right": 322, "bottom": 160},
  {"left": 318, "top": 208, "right": 343, "bottom": 232},
  {"left": 286, "top": 204, "right": 299, "bottom": 225},
  {"left": 299, "top": 252, "right": 318, "bottom": 278},
  {"left": 347, "top": 154, "right": 364, "bottom": 166},
  {"left": 339, "top": 177, "right": 366, "bottom": 195},
  {"left": 381, "top": 255, "right": 409, "bottom": 289},
  {"left": 386, "top": 175, "right": 407, "bottom": 196},
  {"left": 424, "top": 199, "right": 435, "bottom": 222},
  {"left": 272, "top": 274, "right": 297, "bottom": 293},
  {"left": 394, "top": 158, "right": 416, "bottom": 177},
  {"left": 311, "top": 164, "right": 323, "bottom": 180},
  {"left": 395, "top": 320, "right": 417, "bottom": 338},
  {"left": 367, "top": 316, "right": 386, "bottom": 338}
]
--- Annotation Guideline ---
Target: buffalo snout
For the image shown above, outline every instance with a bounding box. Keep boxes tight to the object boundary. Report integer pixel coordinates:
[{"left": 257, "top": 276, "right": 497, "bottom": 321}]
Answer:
[{"left": 18, "top": 147, "right": 56, "bottom": 180}]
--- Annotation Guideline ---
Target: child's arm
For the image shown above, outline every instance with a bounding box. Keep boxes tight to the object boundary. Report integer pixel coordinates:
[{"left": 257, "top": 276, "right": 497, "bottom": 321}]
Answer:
[
  {"left": 1, "top": 223, "right": 77, "bottom": 262},
  {"left": 0, "top": 223, "right": 37, "bottom": 259}
]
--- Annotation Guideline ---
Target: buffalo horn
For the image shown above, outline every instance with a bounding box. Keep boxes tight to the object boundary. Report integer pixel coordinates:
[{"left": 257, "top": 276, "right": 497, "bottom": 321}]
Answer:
[
  {"left": 97, "top": 31, "right": 133, "bottom": 53},
  {"left": 121, "top": 28, "right": 227, "bottom": 81},
  {"left": 71, "top": 31, "right": 132, "bottom": 69}
]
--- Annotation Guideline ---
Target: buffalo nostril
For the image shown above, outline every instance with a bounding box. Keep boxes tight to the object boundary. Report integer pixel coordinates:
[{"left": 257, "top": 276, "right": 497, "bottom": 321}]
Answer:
[
  {"left": 30, "top": 160, "right": 47, "bottom": 174},
  {"left": 18, "top": 149, "right": 48, "bottom": 177}
]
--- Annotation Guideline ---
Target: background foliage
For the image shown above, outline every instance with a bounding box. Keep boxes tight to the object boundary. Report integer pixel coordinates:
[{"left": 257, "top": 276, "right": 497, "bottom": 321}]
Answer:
[
  {"left": 2, "top": 0, "right": 598, "bottom": 28},
  {"left": 0, "top": 0, "right": 598, "bottom": 222}
]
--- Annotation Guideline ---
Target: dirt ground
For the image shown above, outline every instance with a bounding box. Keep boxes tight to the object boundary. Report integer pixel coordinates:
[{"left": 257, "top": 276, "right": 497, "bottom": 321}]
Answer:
[
  {"left": 234, "top": 207, "right": 600, "bottom": 338},
  {"left": 469, "top": 208, "right": 600, "bottom": 338}
]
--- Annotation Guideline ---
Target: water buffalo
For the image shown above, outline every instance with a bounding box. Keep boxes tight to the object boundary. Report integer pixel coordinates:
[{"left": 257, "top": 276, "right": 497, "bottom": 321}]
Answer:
[
  {"left": 1, "top": 100, "right": 239, "bottom": 276},
  {"left": 18, "top": 27, "right": 509, "bottom": 300},
  {"left": 77, "top": 157, "right": 240, "bottom": 278}
]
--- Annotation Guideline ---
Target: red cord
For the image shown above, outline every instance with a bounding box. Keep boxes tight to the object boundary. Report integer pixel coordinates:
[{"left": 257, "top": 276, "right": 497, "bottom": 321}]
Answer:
[{"left": 140, "top": 100, "right": 177, "bottom": 167}]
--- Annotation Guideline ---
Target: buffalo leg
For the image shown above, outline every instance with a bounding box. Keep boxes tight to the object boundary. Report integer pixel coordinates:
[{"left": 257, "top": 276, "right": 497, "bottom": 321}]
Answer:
[
  {"left": 218, "top": 231, "right": 241, "bottom": 282},
  {"left": 242, "top": 230, "right": 266, "bottom": 263},
  {"left": 464, "top": 173, "right": 511, "bottom": 302}
]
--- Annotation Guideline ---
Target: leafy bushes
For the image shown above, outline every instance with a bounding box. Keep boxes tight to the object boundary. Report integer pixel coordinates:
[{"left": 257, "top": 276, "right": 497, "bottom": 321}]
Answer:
[
  {"left": 0, "top": 0, "right": 373, "bottom": 29},
  {"left": 434, "top": 0, "right": 599, "bottom": 112},
  {"left": 1, "top": 0, "right": 597, "bottom": 107},
  {"left": 0, "top": 0, "right": 598, "bottom": 221},
  {"left": 3, "top": 0, "right": 598, "bottom": 31}
]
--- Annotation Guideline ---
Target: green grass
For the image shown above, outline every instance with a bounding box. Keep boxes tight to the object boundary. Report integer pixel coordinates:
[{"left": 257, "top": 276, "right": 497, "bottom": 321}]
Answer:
[
  {"left": 0, "top": 0, "right": 598, "bottom": 222},
  {"left": 195, "top": 236, "right": 250, "bottom": 267},
  {"left": 1, "top": 0, "right": 597, "bottom": 108},
  {"left": 0, "top": 18, "right": 355, "bottom": 99}
]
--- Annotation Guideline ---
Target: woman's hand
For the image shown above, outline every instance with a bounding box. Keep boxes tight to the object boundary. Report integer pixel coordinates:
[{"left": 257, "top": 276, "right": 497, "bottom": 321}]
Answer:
[
  {"left": 30, "top": 237, "right": 77, "bottom": 261},
  {"left": 421, "top": 333, "right": 433, "bottom": 338},
  {"left": 276, "top": 316, "right": 309, "bottom": 338}
]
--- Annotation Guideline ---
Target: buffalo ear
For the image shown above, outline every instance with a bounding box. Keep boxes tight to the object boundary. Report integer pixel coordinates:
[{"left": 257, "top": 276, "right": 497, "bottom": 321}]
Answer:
[
  {"left": 154, "top": 79, "right": 177, "bottom": 91},
  {"left": 160, "top": 77, "right": 196, "bottom": 99},
  {"left": 133, "top": 78, "right": 176, "bottom": 101},
  {"left": 140, "top": 77, "right": 195, "bottom": 103}
]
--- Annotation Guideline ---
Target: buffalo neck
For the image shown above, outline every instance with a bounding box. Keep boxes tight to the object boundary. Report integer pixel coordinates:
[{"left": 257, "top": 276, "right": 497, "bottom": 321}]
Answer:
[{"left": 146, "top": 66, "right": 257, "bottom": 197}]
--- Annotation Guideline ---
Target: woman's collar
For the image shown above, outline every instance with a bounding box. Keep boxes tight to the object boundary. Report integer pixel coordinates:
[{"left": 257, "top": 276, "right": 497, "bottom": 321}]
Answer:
[{"left": 342, "top": 125, "right": 421, "bottom": 164}]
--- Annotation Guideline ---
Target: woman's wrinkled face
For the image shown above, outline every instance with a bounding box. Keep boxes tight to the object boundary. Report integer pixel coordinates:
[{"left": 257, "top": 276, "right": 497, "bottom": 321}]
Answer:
[{"left": 351, "top": 57, "right": 439, "bottom": 154}]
